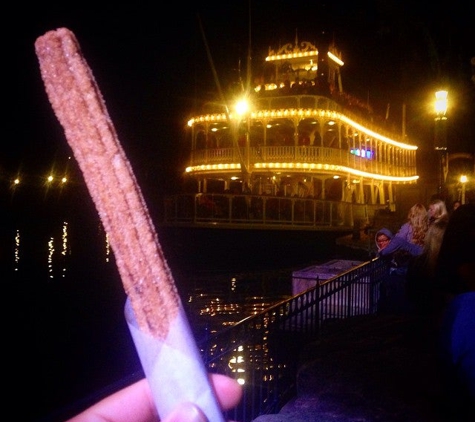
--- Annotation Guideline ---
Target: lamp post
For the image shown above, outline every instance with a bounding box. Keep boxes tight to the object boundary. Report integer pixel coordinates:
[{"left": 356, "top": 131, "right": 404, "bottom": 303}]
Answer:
[
  {"left": 434, "top": 90, "right": 448, "bottom": 196},
  {"left": 460, "top": 175, "right": 468, "bottom": 204}
]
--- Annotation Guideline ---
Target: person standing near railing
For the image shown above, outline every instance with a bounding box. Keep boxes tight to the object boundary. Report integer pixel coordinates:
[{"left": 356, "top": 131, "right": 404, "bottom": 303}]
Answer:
[
  {"left": 378, "top": 203, "right": 429, "bottom": 281},
  {"left": 374, "top": 228, "right": 422, "bottom": 314},
  {"left": 427, "top": 198, "right": 449, "bottom": 226},
  {"left": 376, "top": 227, "right": 423, "bottom": 275},
  {"left": 375, "top": 228, "right": 393, "bottom": 253},
  {"left": 394, "top": 203, "right": 429, "bottom": 247},
  {"left": 405, "top": 218, "right": 448, "bottom": 316},
  {"left": 434, "top": 203, "right": 475, "bottom": 420}
]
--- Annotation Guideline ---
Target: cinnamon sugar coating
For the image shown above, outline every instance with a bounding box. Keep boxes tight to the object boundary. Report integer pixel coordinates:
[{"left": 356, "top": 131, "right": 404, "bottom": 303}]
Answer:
[{"left": 35, "top": 28, "right": 179, "bottom": 338}]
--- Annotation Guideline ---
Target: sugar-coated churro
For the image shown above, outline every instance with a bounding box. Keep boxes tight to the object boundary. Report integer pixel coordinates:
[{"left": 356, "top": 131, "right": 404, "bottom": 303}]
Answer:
[
  {"left": 35, "top": 27, "right": 178, "bottom": 338},
  {"left": 35, "top": 28, "right": 225, "bottom": 422}
]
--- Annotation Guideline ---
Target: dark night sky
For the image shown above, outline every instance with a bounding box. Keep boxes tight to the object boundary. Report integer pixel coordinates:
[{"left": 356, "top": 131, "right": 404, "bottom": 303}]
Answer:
[{"left": 6, "top": 1, "right": 475, "bottom": 197}]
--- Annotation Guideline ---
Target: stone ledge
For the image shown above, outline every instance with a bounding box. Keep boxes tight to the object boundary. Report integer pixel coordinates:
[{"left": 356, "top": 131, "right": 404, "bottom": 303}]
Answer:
[{"left": 252, "top": 314, "right": 448, "bottom": 422}]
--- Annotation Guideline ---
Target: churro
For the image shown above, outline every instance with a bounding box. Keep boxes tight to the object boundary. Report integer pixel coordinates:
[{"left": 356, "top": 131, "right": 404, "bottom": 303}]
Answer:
[
  {"left": 35, "top": 28, "right": 178, "bottom": 338},
  {"left": 35, "top": 28, "right": 225, "bottom": 421}
]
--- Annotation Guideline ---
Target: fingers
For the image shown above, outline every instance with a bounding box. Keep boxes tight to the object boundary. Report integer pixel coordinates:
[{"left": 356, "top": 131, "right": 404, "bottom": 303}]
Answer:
[
  {"left": 209, "top": 373, "right": 243, "bottom": 411},
  {"left": 66, "top": 374, "right": 242, "bottom": 422},
  {"left": 164, "top": 374, "right": 243, "bottom": 422},
  {"left": 163, "top": 403, "right": 207, "bottom": 422},
  {"left": 66, "top": 378, "right": 158, "bottom": 422}
]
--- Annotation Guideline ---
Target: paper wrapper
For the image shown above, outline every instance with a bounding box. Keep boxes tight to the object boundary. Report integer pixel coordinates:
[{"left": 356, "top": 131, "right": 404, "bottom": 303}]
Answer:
[{"left": 125, "top": 298, "right": 225, "bottom": 422}]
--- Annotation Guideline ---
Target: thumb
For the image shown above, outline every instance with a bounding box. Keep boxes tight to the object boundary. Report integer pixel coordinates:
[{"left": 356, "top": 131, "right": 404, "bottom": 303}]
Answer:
[{"left": 164, "top": 402, "right": 208, "bottom": 422}]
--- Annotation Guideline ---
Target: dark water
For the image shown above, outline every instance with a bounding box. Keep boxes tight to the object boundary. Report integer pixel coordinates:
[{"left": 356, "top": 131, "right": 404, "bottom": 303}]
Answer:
[{"left": 2, "top": 185, "right": 355, "bottom": 421}]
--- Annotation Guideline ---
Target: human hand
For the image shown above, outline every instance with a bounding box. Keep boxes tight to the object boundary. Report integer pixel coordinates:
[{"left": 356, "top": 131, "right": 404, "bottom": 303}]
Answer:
[{"left": 66, "top": 373, "right": 242, "bottom": 422}]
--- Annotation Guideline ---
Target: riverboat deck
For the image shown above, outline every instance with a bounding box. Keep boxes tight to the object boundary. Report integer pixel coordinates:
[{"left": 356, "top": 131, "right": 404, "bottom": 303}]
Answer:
[
  {"left": 164, "top": 37, "right": 420, "bottom": 231},
  {"left": 162, "top": 192, "right": 385, "bottom": 231}
]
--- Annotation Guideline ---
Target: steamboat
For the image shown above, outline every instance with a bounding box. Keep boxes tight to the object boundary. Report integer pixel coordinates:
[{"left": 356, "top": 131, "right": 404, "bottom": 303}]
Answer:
[
  {"left": 157, "top": 36, "right": 419, "bottom": 269},
  {"left": 162, "top": 36, "right": 418, "bottom": 231}
]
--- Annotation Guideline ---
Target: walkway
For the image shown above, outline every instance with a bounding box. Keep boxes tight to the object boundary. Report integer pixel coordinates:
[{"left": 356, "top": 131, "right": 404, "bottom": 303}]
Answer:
[{"left": 252, "top": 312, "right": 452, "bottom": 422}]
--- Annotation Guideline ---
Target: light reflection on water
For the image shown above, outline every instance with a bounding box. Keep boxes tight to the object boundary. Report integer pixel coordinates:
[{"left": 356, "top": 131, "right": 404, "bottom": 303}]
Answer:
[
  {"left": 9, "top": 217, "right": 295, "bottom": 421},
  {"left": 15, "top": 221, "right": 74, "bottom": 279},
  {"left": 11, "top": 222, "right": 292, "bottom": 333},
  {"left": 181, "top": 269, "right": 292, "bottom": 341},
  {"left": 4, "top": 182, "right": 344, "bottom": 421}
]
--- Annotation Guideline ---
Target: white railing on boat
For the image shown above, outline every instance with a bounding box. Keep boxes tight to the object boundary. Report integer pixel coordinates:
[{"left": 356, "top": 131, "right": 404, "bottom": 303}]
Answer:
[
  {"left": 163, "top": 192, "right": 388, "bottom": 230},
  {"left": 190, "top": 145, "right": 415, "bottom": 178}
]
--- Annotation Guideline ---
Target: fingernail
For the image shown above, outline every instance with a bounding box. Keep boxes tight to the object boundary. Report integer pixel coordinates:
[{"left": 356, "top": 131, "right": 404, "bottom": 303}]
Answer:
[{"left": 168, "top": 402, "right": 208, "bottom": 422}]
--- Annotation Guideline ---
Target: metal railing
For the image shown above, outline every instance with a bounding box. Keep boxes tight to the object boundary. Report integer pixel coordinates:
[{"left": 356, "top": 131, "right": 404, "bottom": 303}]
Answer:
[
  {"left": 198, "top": 257, "right": 390, "bottom": 422},
  {"left": 190, "top": 145, "right": 416, "bottom": 179},
  {"left": 163, "top": 192, "right": 386, "bottom": 230},
  {"left": 46, "top": 258, "right": 389, "bottom": 422}
]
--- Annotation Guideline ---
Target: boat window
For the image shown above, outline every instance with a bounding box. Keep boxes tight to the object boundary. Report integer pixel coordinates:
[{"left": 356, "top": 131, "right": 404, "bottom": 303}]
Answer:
[
  {"left": 250, "top": 121, "right": 264, "bottom": 147},
  {"left": 341, "top": 136, "right": 349, "bottom": 150},
  {"left": 237, "top": 122, "right": 248, "bottom": 147},
  {"left": 347, "top": 128, "right": 356, "bottom": 148},
  {"left": 266, "top": 118, "right": 295, "bottom": 146},
  {"left": 314, "top": 131, "right": 322, "bottom": 146},
  {"left": 323, "top": 121, "right": 339, "bottom": 148},
  {"left": 209, "top": 122, "right": 232, "bottom": 148},
  {"left": 298, "top": 118, "right": 319, "bottom": 146},
  {"left": 341, "top": 126, "right": 349, "bottom": 149},
  {"left": 195, "top": 125, "right": 207, "bottom": 150}
]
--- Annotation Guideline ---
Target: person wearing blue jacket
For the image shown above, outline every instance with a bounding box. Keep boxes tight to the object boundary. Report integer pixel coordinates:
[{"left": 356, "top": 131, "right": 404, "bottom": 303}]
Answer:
[
  {"left": 375, "top": 227, "right": 422, "bottom": 314},
  {"left": 376, "top": 227, "right": 423, "bottom": 274},
  {"left": 375, "top": 228, "right": 423, "bottom": 257}
]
